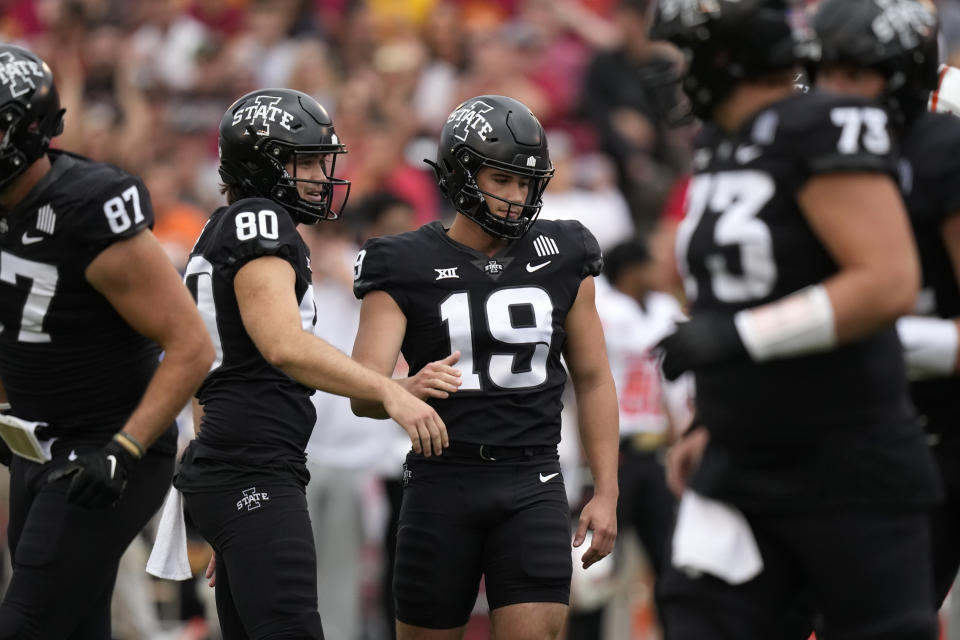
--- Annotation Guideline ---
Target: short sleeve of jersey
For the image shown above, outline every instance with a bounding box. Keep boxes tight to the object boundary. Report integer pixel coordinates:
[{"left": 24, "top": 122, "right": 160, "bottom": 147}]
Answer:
[
  {"left": 68, "top": 171, "right": 155, "bottom": 269},
  {"left": 778, "top": 91, "right": 899, "bottom": 179},
  {"left": 206, "top": 198, "right": 302, "bottom": 278},
  {"left": 573, "top": 221, "right": 603, "bottom": 278},
  {"left": 353, "top": 235, "right": 407, "bottom": 309}
]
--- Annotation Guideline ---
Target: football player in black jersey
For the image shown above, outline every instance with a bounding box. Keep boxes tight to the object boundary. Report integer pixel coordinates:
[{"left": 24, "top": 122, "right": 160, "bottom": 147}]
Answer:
[
  {"left": 175, "top": 88, "right": 447, "bottom": 640},
  {"left": 651, "top": 1, "right": 942, "bottom": 638},
  {"left": 813, "top": 0, "right": 960, "bottom": 609},
  {"left": 0, "top": 45, "right": 213, "bottom": 639},
  {"left": 350, "top": 94, "right": 620, "bottom": 640}
]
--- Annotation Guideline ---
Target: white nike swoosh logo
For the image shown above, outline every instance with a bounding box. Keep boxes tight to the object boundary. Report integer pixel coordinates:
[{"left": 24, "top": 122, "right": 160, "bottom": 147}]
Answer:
[
  {"left": 526, "top": 261, "right": 551, "bottom": 272},
  {"left": 21, "top": 232, "right": 43, "bottom": 245},
  {"left": 539, "top": 472, "right": 559, "bottom": 483},
  {"left": 68, "top": 450, "right": 77, "bottom": 462},
  {"left": 735, "top": 144, "right": 763, "bottom": 164},
  {"left": 107, "top": 454, "right": 117, "bottom": 479}
]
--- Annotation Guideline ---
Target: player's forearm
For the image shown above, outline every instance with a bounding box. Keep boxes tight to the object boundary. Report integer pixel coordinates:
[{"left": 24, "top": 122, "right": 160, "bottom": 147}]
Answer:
[
  {"left": 350, "top": 374, "right": 423, "bottom": 418},
  {"left": 121, "top": 335, "right": 213, "bottom": 448},
  {"left": 275, "top": 333, "right": 396, "bottom": 407},
  {"left": 574, "top": 377, "right": 620, "bottom": 498},
  {"left": 822, "top": 265, "right": 917, "bottom": 343}
]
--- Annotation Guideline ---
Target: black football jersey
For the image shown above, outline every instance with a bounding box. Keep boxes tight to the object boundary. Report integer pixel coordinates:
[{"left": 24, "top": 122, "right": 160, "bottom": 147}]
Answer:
[
  {"left": 178, "top": 197, "right": 316, "bottom": 489},
  {"left": 354, "top": 219, "right": 602, "bottom": 448},
  {"left": 679, "top": 90, "right": 938, "bottom": 508},
  {"left": 899, "top": 112, "right": 960, "bottom": 429},
  {"left": 0, "top": 151, "right": 175, "bottom": 452}
]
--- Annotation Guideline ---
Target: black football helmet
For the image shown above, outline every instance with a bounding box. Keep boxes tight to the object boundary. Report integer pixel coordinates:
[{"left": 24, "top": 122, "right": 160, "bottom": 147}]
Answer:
[
  {"left": 0, "top": 45, "right": 64, "bottom": 191},
  {"left": 651, "top": 0, "right": 820, "bottom": 120},
  {"left": 427, "top": 95, "right": 553, "bottom": 240},
  {"left": 813, "top": 0, "right": 939, "bottom": 127},
  {"left": 218, "top": 88, "right": 350, "bottom": 224}
]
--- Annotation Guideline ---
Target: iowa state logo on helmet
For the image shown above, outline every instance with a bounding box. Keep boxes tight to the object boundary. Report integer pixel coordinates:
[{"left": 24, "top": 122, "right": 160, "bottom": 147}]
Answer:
[
  {"left": 446, "top": 99, "right": 495, "bottom": 143},
  {"left": 0, "top": 50, "right": 45, "bottom": 99},
  {"left": 232, "top": 95, "right": 297, "bottom": 137}
]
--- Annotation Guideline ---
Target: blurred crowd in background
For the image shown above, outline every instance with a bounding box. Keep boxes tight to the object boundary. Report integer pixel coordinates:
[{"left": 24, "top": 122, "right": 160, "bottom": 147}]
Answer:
[
  {"left": 3, "top": 0, "right": 960, "bottom": 276},
  {"left": 7, "top": 0, "right": 960, "bottom": 638},
  {"left": 0, "top": 0, "right": 706, "bottom": 280}
]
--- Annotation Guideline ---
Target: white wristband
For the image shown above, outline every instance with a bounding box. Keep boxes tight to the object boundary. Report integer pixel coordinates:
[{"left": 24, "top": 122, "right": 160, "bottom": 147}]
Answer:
[
  {"left": 896, "top": 315, "right": 959, "bottom": 379},
  {"left": 733, "top": 284, "right": 837, "bottom": 362}
]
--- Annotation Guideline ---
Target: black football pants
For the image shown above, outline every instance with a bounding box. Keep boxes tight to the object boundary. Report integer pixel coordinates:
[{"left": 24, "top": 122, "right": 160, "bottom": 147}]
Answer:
[
  {"left": 617, "top": 446, "right": 676, "bottom": 576},
  {"left": 0, "top": 447, "right": 173, "bottom": 639},
  {"left": 929, "top": 436, "right": 960, "bottom": 605},
  {"left": 659, "top": 506, "right": 937, "bottom": 640},
  {"left": 184, "top": 483, "right": 324, "bottom": 640}
]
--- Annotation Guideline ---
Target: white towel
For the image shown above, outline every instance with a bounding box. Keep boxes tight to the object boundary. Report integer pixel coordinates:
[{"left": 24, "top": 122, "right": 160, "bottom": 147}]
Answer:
[
  {"left": 671, "top": 489, "right": 764, "bottom": 585},
  {"left": 146, "top": 486, "right": 192, "bottom": 580},
  {"left": 0, "top": 414, "right": 56, "bottom": 463}
]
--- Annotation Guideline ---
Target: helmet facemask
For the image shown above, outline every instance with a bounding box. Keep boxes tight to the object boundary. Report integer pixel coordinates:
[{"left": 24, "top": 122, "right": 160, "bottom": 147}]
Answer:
[
  {"left": 262, "top": 140, "right": 351, "bottom": 224},
  {"left": 0, "top": 88, "right": 64, "bottom": 192}
]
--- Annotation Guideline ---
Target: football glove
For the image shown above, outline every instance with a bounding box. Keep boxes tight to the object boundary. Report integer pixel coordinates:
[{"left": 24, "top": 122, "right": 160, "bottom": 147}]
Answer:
[
  {"left": 654, "top": 313, "right": 748, "bottom": 381},
  {"left": 47, "top": 439, "right": 139, "bottom": 508}
]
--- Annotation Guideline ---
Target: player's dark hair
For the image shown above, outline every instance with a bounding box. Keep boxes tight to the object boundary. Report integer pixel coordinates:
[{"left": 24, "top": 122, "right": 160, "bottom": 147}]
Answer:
[{"left": 219, "top": 182, "right": 247, "bottom": 205}]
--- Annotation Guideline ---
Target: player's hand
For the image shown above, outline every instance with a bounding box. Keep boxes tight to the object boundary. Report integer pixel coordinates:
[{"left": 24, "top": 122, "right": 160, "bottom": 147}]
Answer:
[
  {"left": 653, "top": 314, "right": 747, "bottom": 380},
  {"left": 382, "top": 383, "right": 449, "bottom": 457},
  {"left": 401, "top": 352, "right": 462, "bottom": 400},
  {"left": 666, "top": 426, "right": 709, "bottom": 497},
  {"left": 573, "top": 493, "right": 617, "bottom": 570},
  {"left": 47, "top": 439, "right": 138, "bottom": 508},
  {"left": 205, "top": 554, "right": 217, "bottom": 588}
]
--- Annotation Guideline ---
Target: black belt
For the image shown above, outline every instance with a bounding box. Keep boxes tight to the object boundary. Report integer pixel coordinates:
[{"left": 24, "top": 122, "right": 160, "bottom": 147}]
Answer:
[{"left": 442, "top": 442, "right": 556, "bottom": 462}]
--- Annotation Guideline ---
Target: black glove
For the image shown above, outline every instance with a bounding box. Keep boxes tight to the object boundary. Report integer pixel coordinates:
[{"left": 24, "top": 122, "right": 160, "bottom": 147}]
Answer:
[
  {"left": 654, "top": 313, "right": 748, "bottom": 381},
  {"left": 47, "top": 439, "right": 138, "bottom": 508}
]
